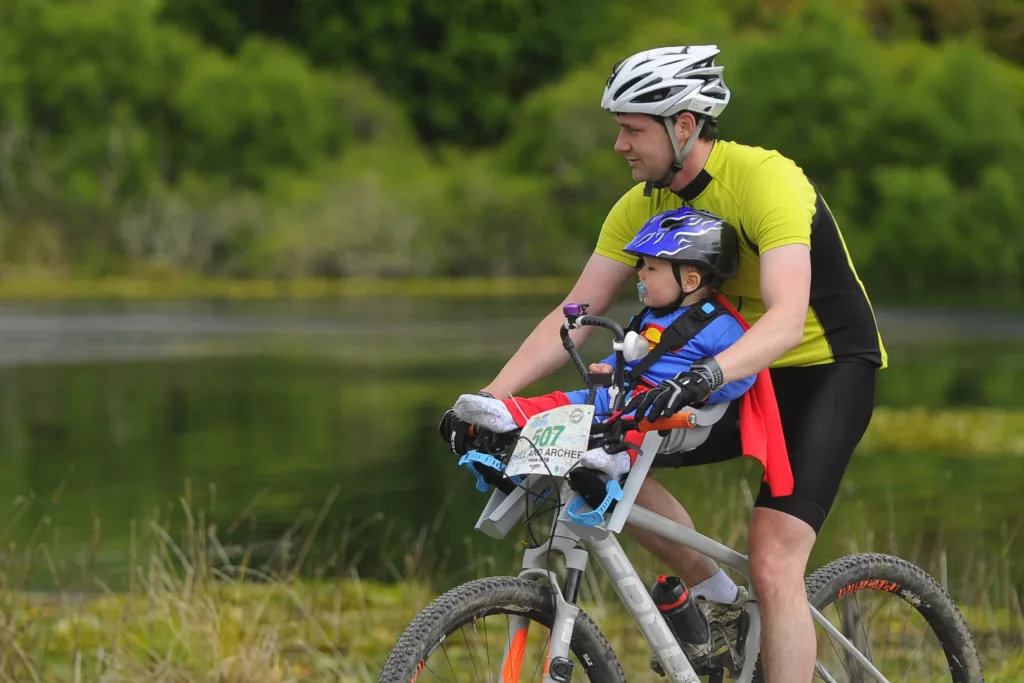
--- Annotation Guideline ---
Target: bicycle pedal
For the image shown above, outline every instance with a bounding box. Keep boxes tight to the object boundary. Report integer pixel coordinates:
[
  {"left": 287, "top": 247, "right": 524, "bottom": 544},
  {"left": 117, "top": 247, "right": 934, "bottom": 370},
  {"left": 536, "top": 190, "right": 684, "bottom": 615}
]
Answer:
[
  {"left": 703, "top": 610, "right": 750, "bottom": 678},
  {"left": 706, "top": 622, "right": 743, "bottom": 676}
]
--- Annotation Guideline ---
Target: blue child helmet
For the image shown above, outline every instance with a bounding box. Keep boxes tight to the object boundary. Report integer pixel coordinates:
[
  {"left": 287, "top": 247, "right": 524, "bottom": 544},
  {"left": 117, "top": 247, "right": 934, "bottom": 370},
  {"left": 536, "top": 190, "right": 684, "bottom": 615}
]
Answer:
[{"left": 623, "top": 207, "right": 739, "bottom": 282}]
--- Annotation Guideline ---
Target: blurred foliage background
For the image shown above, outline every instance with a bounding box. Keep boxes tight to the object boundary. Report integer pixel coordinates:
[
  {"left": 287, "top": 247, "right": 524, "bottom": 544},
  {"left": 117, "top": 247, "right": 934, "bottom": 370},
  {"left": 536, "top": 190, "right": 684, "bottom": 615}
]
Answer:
[
  {"left": 1, "top": 4, "right": 1024, "bottom": 676},
  {"left": 0, "top": 0, "right": 1022, "bottom": 296}
]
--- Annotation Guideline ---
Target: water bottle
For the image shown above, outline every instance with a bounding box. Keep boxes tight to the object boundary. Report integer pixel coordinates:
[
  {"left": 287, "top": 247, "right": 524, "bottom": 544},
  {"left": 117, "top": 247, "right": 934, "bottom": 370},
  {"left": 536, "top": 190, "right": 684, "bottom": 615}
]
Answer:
[{"left": 650, "top": 575, "right": 710, "bottom": 647}]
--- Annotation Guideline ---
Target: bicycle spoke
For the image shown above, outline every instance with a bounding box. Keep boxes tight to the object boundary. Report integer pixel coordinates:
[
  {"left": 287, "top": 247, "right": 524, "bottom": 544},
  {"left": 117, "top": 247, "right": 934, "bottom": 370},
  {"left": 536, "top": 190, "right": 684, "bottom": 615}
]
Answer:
[
  {"left": 824, "top": 601, "right": 855, "bottom": 681},
  {"left": 505, "top": 614, "right": 511, "bottom": 680},
  {"left": 899, "top": 623, "right": 929, "bottom": 683},
  {"left": 423, "top": 661, "right": 445, "bottom": 682},
  {"left": 893, "top": 596, "right": 914, "bottom": 669},
  {"left": 882, "top": 588, "right": 895, "bottom": 665},
  {"left": 461, "top": 624, "right": 481, "bottom": 682},
  {"left": 902, "top": 626, "right": 949, "bottom": 683},
  {"left": 852, "top": 591, "right": 876, "bottom": 680},
  {"left": 483, "top": 616, "right": 493, "bottom": 683},
  {"left": 528, "top": 631, "right": 547, "bottom": 682},
  {"left": 814, "top": 660, "right": 841, "bottom": 683},
  {"left": 837, "top": 594, "right": 862, "bottom": 681},
  {"left": 441, "top": 642, "right": 460, "bottom": 683}
]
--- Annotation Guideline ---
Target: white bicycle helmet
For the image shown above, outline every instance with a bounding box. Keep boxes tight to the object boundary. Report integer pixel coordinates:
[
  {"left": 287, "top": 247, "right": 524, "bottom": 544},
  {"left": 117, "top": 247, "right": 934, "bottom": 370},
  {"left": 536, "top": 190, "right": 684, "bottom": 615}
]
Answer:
[{"left": 602, "top": 46, "right": 730, "bottom": 179}]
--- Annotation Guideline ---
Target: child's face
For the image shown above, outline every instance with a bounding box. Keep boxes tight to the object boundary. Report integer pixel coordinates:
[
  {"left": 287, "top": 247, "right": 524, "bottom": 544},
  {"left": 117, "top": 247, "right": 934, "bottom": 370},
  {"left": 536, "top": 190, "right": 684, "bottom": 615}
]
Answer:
[{"left": 637, "top": 258, "right": 702, "bottom": 307}]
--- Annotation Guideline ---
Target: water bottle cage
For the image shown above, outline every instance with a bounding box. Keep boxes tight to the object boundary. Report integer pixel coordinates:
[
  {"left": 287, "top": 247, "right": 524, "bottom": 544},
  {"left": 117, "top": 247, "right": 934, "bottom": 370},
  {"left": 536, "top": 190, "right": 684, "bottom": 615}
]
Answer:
[{"left": 566, "top": 478, "right": 623, "bottom": 526}]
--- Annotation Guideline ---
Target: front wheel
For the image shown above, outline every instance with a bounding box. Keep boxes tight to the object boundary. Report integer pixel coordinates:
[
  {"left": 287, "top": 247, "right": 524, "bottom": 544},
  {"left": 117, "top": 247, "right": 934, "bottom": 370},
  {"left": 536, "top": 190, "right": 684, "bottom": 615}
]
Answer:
[
  {"left": 379, "top": 576, "right": 625, "bottom": 683},
  {"left": 803, "top": 552, "right": 984, "bottom": 682}
]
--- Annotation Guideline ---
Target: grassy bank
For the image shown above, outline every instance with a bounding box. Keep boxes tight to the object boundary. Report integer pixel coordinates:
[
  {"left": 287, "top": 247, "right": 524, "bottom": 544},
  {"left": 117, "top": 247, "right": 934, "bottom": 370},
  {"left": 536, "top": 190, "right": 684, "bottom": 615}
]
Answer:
[
  {"left": 3, "top": 275, "right": 1024, "bottom": 309},
  {"left": 0, "top": 483, "right": 1021, "bottom": 683},
  {"left": 0, "top": 276, "right": 577, "bottom": 301},
  {"left": 4, "top": 572, "right": 1021, "bottom": 682},
  {"left": 865, "top": 407, "right": 1024, "bottom": 457}
]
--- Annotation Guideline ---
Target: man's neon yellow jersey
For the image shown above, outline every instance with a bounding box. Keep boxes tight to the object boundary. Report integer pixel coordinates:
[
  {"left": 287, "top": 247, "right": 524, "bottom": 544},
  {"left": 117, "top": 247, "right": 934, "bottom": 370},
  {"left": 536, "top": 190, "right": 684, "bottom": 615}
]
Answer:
[{"left": 597, "top": 140, "right": 886, "bottom": 369}]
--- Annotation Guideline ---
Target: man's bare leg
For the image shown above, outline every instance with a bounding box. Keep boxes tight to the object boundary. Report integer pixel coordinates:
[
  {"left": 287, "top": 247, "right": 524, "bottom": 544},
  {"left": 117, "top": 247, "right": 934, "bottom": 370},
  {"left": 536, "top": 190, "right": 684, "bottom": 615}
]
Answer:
[
  {"left": 624, "top": 475, "right": 720, "bottom": 586},
  {"left": 748, "top": 506, "right": 817, "bottom": 683}
]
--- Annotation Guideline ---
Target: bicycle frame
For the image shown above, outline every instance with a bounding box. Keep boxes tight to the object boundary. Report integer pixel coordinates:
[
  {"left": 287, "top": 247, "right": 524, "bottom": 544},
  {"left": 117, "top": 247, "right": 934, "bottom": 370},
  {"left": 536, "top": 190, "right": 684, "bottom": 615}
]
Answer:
[{"left": 478, "top": 427, "right": 891, "bottom": 683}]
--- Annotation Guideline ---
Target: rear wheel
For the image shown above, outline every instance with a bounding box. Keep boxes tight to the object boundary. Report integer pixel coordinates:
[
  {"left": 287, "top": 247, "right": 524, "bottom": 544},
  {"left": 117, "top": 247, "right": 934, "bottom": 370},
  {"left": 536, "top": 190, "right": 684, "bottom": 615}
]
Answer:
[
  {"left": 380, "top": 576, "right": 626, "bottom": 683},
  {"left": 804, "top": 553, "right": 984, "bottom": 682}
]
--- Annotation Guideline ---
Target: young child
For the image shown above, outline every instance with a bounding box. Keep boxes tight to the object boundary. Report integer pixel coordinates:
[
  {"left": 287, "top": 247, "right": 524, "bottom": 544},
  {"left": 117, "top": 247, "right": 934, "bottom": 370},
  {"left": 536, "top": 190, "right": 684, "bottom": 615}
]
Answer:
[{"left": 452, "top": 206, "right": 756, "bottom": 479}]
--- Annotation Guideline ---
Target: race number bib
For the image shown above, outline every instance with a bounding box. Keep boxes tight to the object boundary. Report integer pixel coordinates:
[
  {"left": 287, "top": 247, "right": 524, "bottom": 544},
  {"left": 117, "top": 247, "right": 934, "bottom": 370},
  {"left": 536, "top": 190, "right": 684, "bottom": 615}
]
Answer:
[{"left": 506, "top": 405, "right": 594, "bottom": 477}]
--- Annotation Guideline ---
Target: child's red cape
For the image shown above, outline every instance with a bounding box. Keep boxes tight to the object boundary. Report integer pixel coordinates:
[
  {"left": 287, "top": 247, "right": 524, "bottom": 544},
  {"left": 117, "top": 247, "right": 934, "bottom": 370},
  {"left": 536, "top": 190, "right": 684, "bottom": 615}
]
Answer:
[{"left": 715, "top": 293, "right": 793, "bottom": 497}]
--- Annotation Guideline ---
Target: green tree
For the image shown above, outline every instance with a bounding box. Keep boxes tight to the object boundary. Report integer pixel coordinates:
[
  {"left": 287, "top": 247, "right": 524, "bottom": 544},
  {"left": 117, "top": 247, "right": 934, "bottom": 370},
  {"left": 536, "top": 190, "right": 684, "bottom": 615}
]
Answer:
[{"left": 159, "top": 0, "right": 640, "bottom": 146}]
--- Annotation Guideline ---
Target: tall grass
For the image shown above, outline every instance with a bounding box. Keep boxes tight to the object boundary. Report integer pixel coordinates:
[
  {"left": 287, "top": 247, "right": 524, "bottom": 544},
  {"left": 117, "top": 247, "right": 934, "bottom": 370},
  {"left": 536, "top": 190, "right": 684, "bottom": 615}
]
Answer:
[
  {"left": 0, "top": 484, "right": 433, "bottom": 682},
  {"left": 0, "top": 476, "right": 1019, "bottom": 681}
]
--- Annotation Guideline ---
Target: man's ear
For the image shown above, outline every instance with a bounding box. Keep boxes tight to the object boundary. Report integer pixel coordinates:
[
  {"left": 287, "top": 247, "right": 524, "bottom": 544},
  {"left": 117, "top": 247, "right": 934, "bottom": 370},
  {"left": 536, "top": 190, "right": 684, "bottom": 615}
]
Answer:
[{"left": 674, "top": 112, "right": 697, "bottom": 143}]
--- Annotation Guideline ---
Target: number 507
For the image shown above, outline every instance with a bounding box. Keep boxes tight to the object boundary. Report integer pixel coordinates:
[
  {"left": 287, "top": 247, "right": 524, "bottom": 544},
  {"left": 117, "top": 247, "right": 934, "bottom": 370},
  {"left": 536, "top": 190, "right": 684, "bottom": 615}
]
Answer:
[{"left": 530, "top": 425, "right": 564, "bottom": 447}]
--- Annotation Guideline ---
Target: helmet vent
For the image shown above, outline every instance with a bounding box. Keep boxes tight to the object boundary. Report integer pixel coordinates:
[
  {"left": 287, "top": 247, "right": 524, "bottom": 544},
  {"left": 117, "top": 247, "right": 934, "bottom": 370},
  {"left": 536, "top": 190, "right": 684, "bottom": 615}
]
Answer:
[{"left": 614, "top": 74, "right": 650, "bottom": 101}]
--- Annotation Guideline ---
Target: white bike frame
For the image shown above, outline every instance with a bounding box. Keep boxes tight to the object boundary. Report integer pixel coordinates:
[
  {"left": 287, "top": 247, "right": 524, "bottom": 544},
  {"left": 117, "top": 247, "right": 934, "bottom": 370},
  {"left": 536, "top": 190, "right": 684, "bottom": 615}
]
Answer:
[{"left": 475, "top": 426, "right": 890, "bottom": 683}]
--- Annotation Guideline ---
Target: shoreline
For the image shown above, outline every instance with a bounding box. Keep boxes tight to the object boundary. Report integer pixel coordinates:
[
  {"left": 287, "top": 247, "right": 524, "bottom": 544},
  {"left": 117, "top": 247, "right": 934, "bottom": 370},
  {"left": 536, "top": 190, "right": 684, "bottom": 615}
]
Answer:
[
  {"left": 0, "top": 276, "right": 1022, "bottom": 309},
  {"left": 0, "top": 276, "right": 577, "bottom": 301}
]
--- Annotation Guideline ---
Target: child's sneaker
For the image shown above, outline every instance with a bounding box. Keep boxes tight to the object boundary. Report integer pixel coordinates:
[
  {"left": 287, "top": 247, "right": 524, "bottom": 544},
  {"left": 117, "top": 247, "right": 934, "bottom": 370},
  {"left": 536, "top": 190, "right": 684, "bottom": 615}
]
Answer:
[
  {"left": 453, "top": 394, "right": 518, "bottom": 433},
  {"left": 579, "top": 446, "right": 630, "bottom": 479}
]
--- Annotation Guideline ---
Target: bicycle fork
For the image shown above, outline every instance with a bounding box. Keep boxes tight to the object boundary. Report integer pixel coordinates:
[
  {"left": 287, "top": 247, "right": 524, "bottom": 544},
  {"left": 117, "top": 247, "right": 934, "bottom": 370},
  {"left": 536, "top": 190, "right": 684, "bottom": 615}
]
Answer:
[
  {"left": 500, "top": 536, "right": 585, "bottom": 683},
  {"left": 501, "top": 517, "right": 703, "bottom": 683},
  {"left": 495, "top": 505, "right": 589, "bottom": 683},
  {"left": 497, "top": 594, "right": 580, "bottom": 683}
]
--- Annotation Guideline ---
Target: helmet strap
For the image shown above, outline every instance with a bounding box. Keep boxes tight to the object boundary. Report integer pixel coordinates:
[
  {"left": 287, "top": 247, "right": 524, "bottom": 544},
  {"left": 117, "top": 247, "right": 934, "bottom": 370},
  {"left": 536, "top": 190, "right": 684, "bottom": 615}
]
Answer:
[
  {"left": 649, "top": 264, "right": 711, "bottom": 316},
  {"left": 649, "top": 116, "right": 706, "bottom": 190},
  {"left": 661, "top": 263, "right": 703, "bottom": 311}
]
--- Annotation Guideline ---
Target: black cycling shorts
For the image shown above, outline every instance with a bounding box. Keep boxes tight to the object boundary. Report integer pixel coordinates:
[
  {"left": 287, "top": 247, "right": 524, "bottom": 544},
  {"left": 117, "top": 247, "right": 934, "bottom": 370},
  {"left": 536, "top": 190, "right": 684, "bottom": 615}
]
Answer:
[{"left": 652, "top": 362, "right": 877, "bottom": 534}]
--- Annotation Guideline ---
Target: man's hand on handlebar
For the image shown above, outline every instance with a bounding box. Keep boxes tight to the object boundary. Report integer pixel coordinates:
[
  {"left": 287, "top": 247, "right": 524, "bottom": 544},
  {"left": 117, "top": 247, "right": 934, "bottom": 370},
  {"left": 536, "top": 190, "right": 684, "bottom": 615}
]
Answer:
[
  {"left": 439, "top": 399, "right": 520, "bottom": 457},
  {"left": 438, "top": 409, "right": 475, "bottom": 455},
  {"left": 624, "top": 370, "right": 713, "bottom": 422}
]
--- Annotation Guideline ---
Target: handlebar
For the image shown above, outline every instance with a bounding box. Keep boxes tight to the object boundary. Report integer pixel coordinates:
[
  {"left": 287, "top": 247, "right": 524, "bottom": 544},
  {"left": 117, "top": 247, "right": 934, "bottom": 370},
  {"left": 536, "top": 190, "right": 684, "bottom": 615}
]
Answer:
[
  {"left": 560, "top": 304, "right": 630, "bottom": 412},
  {"left": 587, "top": 410, "right": 698, "bottom": 437},
  {"left": 636, "top": 411, "right": 698, "bottom": 432},
  {"left": 557, "top": 303, "right": 703, "bottom": 440}
]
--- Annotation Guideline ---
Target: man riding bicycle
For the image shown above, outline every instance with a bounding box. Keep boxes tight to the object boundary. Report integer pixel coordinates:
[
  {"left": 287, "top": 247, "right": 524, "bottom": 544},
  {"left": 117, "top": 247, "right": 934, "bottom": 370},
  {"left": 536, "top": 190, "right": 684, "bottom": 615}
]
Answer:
[{"left": 441, "top": 45, "right": 885, "bottom": 682}]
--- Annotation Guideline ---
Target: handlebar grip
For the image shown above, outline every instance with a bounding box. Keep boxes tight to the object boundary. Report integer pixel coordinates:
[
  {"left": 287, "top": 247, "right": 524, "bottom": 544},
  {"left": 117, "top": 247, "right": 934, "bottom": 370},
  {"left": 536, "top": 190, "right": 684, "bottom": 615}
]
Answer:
[{"left": 636, "top": 411, "right": 698, "bottom": 433}]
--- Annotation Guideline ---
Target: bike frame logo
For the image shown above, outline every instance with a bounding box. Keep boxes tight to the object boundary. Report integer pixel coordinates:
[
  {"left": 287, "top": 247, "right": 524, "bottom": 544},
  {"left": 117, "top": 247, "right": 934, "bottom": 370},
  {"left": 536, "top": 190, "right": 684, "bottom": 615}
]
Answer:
[{"left": 595, "top": 545, "right": 701, "bottom": 683}]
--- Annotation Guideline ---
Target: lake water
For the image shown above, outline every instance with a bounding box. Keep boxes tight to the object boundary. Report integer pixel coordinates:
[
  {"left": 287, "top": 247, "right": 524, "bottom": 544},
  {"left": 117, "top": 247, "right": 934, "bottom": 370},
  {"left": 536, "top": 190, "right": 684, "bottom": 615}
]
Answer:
[{"left": 0, "top": 296, "right": 1022, "bottom": 600}]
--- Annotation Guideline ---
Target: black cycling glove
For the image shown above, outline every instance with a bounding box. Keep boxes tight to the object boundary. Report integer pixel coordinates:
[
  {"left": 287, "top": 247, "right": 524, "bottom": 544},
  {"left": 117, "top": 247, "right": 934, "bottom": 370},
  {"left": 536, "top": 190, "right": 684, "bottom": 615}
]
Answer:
[{"left": 624, "top": 360, "right": 722, "bottom": 422}]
